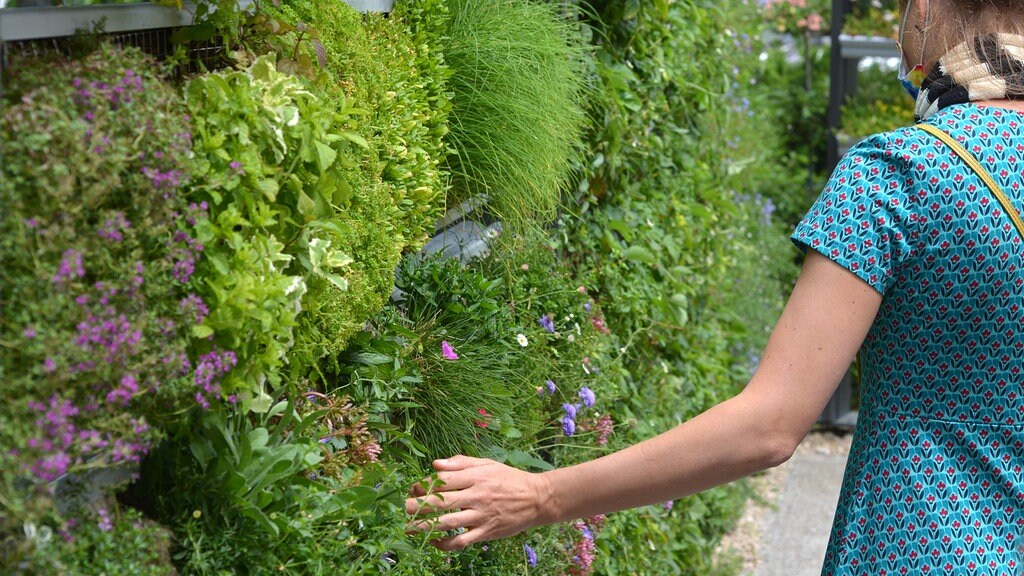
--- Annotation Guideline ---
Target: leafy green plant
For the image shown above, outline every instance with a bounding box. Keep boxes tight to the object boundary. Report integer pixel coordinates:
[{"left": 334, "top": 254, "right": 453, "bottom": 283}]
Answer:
[
  {"left": 263, "top": 0, "right": 452, "bottom": 250},
  {"left": 184, "top": 54, "right": 403, "bottom": 400},
  {"left": 439, "top": 0, "right": 590, "bottom": 229},
  {"left": 842, "top": 0, "right": 899, "bottom": 38},
  {"left": 839, "top": 63, "right": 915, "bottom": 140}
]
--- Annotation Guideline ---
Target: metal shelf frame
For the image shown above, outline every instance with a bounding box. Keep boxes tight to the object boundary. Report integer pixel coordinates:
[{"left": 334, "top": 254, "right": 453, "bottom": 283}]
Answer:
[{"left": 0, "top": 0, "right": 393, "bottom": 43}]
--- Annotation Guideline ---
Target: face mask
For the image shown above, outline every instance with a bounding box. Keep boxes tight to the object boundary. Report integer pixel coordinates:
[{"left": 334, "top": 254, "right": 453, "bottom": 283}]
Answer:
[{"left": 896, "top": 0, "right": 928, "bottom": 100}]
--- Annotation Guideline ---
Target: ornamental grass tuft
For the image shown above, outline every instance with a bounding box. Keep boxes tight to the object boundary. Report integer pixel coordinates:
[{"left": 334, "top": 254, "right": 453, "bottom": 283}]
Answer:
[{"left": 441, "top": 0, "right": 591, "bottom": 230}]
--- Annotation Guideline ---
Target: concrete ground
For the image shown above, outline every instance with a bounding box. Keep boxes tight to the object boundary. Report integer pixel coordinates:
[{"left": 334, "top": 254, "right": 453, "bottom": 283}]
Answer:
[
  {"left": 754, "top": 436, "right": 849, "bottom": 576},
  {"left": 716, "top": 431, "right": 852, "bottom": 576}
]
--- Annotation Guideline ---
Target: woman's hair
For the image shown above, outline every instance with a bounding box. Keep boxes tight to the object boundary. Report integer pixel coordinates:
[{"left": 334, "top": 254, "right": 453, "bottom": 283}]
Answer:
[
  {"left": 916, "top": 0, "right": 1024, "bottom": 98},
  {"left": 929, "top": 0, "right": 1024, "bottom": 53}
]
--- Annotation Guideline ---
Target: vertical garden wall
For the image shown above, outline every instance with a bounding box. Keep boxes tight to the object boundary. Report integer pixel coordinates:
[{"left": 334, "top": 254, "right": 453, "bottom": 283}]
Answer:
[{"left": 1, "top": 1, "right": 817, "bottom": 574}]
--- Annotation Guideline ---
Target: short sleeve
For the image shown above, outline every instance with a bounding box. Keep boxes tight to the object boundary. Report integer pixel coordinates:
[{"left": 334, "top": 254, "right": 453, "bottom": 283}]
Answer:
[{"left": 792, "top": 132, "right": 917, "bottom": 294}]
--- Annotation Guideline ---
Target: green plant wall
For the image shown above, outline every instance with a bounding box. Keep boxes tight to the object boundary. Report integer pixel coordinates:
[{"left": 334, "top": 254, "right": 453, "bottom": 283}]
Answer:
[{"left": 0, "top": 0, "right": 812, "bottom": 574}]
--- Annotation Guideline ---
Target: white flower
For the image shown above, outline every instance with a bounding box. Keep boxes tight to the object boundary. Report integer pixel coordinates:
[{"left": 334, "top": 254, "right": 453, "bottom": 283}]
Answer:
[
  {"left": 567, "top": 334, "right": 575, "bottom": 343},
  {"left": 516, "top": 333, "right": 529, "bottom": 347}
]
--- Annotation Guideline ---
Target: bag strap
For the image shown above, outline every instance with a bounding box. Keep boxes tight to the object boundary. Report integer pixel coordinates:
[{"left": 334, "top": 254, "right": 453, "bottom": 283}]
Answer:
[{"left": 914, "top": 122, "right": 1024, "bottom": 241}]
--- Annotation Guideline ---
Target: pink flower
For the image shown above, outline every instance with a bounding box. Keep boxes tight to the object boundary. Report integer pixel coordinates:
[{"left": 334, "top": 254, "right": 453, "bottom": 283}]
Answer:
[
  {"left": 475, "top": 408, "right": 491, "bottom": 428},
  {"left": 441, "top": 340, "right": 459, "bottom": 360}
]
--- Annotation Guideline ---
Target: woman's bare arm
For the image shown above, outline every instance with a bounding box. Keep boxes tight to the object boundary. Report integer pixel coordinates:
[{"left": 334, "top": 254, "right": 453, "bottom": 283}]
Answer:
[{"left": 406, "top": 251, "right": 881, "bottom": 550}]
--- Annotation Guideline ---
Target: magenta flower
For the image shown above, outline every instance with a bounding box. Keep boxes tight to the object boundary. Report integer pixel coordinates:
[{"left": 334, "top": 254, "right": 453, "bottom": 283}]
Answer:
[{"left": 441, "top": 340, "right": 459, "bottom": 360}]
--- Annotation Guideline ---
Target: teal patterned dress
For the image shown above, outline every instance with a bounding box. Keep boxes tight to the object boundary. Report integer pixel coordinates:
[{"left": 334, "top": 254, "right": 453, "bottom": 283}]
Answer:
[{"left": 793, "top": 104, "right": 1024, "bottom": 575}]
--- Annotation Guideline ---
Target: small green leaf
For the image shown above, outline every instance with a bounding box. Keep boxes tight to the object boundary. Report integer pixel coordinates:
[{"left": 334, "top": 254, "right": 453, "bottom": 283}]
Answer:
[
  {"left": 623, "top": 245, "right": 657, "bottom": 264},
  {"left": 192, "top": 324, "right": 214, "bottom": 339},
  {"left": 297, "top": 191, "right": 316, "bottom": 218},
  {"left": 321, "top": 272, "right": 349, "bottom": 292},
  {"left": 257, "top": 179, "right": 279, "bottom": 201},
  {"left": 249, "top": 391, "right": 274, "bottom": 414},
  {"left": 315, "top": 141, "right": 337, "bottom": 171}
]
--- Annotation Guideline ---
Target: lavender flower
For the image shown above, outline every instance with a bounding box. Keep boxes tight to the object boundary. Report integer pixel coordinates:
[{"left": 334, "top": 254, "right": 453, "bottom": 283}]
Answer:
[
  {"left": 579, "top": 387, "right": 596, "bottom": 408},
  {"left": 97, "top": 508, "right": 113, "bottom": 532},
  {"left": 194, "top": 348, "right": 238, "bottom": 402},
  {"left": 524, "top": 543, "right": 538, "bottom": 567},
  {"left": 562, "top": 415, "right": 576, "bottom": 437},
  {"left": 562, "top": 403, "right": 578, "bottom": 420},
  {"left": 178, "top": 293, "right": 210, "bottom": 324},
  {"left": 545, "top": 379, "right": 557, "bottom": 394},
  {"left": 538, "top": 314, "right": 555, "bottom": 334}
]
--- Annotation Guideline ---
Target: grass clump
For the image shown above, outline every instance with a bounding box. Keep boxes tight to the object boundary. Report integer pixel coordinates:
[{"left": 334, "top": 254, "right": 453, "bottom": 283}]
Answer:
[{"left": 441, "top": 0, "right": 591, "bottom": 230}]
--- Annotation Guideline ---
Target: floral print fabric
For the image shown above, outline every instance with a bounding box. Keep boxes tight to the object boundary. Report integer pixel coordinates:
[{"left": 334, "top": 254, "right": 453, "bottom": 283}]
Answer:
[{"left": 794, "top": 104, "right": 1024, "bottom": 575}]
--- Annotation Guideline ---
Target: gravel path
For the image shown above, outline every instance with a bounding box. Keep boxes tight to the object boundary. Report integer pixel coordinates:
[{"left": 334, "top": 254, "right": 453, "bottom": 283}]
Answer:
[{"left": 715, "top": 431, "right": 853, "bottom": 576}]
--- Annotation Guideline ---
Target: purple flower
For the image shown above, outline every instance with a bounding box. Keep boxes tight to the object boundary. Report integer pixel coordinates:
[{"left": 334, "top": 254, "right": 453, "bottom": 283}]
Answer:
[
  {"left": 53, "top": 249, "right": 85, "bottom": 284},
  {"left": 230, "top": 161, "right": 244, "bottom": 174},
  {"left": 662, "top": 500, "right": 675, "bottom": 511},
  {"left": 441, "top": 340, "right": 459, "bottom": 360},
  {"left": 562, "top": 403, "right": 577, "bottom": 420},
  {"left": 562, "top": 415, "right": 576, "bottom": 437},
  {"left": 538, "top": 314, "right": 555, "bottom": 334},
  {"left": 97, "top": 212, "right": 131, "bottom": 242},
  {"left": 97, "top": 508, "right": 113, "bottom": 532},
  {"left": 545, "top": 379, "right": 557, "bottom": 394},
  {"left": 194, "top": 348, "right": 238, "bottom": 401},
  {"left": 524, "top": 543, "right": 538, "bottom": 567},
  {"left": 22, "top": 327, "right": 37, "bottom": 340},
  {"left": 579, "top": 387, "right": 596, "bottom": 408},
  {"left": 584, "top": 302, "right": 591, "bottom": 312},
  {"left": 42, "top": 357, "right": 57, "bottom": 373},
  {"left": 105, "top": 374, "right": 138, "bottom": 407},
  {"left": 179, "top": 293, "right": 210, "bottom": 324}
]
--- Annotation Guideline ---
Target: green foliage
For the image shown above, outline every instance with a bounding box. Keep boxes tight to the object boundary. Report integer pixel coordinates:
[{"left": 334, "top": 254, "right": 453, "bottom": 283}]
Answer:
[
  {"left": 843, "top": 0, "right": 899, "bottom": 38},
  {"left": 839, "top": 63, "right": 915, "bottom": 139},
  {"left": 363, "top": 255, "right": 542, "bottom": 463},
  {"left": 265, "top": 0, "right": 452, "bottom": 250},
  {"left": 2, "top": 506, "right": 175, "bottom": 576},
  {"left": 0, "top": 0, "right": 816, "bottom": 573},
  {"left": 750, "top": 36, "right": 833, "bottom": 226},
  {"left": 184, "top": 54, "right": 402, "bottom": 399},
  {"left": 438, "top": 0, "right": 591, "bottom": 229}
]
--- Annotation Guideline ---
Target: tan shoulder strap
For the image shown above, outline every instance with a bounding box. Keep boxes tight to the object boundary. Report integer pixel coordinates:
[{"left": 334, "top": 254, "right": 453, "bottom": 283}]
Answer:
[{"left": 914, "top": 122, "right": 1024, "bottom": 240}]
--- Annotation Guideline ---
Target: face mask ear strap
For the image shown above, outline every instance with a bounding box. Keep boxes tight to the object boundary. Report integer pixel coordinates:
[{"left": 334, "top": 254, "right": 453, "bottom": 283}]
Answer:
[{"left": 898, "top": 0, "right": 929, "bottom": 69}]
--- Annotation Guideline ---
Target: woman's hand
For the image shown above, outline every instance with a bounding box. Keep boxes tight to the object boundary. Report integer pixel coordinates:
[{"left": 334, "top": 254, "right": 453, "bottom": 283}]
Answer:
[{"left": 405, "top": 455, "right": 551, "bottom": 551}]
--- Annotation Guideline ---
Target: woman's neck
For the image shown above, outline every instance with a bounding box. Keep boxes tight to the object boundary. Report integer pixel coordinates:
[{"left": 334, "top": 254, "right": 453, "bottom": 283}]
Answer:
[{"left": 975, "top": 99, "right": 1024, "bottom": 113}]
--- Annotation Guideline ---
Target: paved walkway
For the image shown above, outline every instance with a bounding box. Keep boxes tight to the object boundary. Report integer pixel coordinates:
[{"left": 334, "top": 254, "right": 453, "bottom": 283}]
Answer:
[{"left": 754, "top": 439, "right": 849, "bottom": 576}]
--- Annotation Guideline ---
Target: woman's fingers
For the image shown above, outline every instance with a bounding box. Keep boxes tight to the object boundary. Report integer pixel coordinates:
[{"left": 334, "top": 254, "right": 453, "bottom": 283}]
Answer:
[
  {"left": 408, "top": 469, "right": 475, "bottom": 498},
  {"left": 405, "top": 487, "right": 473, "bottom": 516},
  {"left": 432, "top": 455, "right": 494, "bottom": 471},
  {"left": 430, "top": 530, "right": 479, "bottom": 552},
  {"left": 407, "top": 509, "right": 480, "bottom": 534}
]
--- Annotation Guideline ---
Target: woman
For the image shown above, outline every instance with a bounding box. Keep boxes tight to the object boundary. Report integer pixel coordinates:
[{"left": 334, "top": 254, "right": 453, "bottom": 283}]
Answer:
[{"left": 407, "top": 1, "right": 1024, "bottom": 572}]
